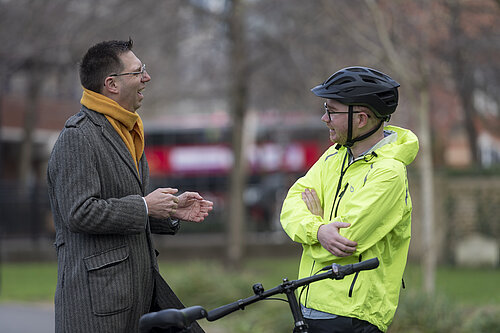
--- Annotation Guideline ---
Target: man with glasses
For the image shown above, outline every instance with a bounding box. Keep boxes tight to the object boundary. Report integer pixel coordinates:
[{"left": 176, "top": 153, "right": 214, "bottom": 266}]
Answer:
[
  {"left": 47, "top": 39, "right": 212, "bottom": 333},
  {"left": 280, "top": 66, "right": 419, "bottom": 332}
]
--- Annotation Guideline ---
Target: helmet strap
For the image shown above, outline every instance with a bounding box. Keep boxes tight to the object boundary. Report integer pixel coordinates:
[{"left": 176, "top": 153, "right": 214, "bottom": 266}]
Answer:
[
  {"left": 345, "top": 105, "right": 354, "bottom": 147},
  {"left": 343, "top": 105, "right": 384, "bottom": 148}
]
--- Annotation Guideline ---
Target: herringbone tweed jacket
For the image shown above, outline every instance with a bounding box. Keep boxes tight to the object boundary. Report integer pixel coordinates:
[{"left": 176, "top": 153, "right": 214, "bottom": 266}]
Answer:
[{"left": 47, "top": 107, "right": 204, "bottom": 333}]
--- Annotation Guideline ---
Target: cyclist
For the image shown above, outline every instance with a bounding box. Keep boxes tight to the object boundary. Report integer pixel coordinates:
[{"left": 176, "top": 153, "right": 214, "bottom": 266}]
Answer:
[{"left": 280, "top": 66, "right": 419, "bottom": 332}]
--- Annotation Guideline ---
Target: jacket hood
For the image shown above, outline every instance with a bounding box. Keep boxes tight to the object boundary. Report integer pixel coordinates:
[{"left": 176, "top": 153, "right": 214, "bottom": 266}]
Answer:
[{"left": 377, "top": 125, "right": 419, "bottom": 166}]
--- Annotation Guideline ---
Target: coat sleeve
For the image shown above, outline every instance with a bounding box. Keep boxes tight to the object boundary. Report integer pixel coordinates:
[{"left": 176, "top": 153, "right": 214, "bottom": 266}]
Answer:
[
  {"left": 149, "top": 217, "right": 180, "bottom": 235},
  {"left": 280, "top": 152, "right": 328, "bottom": 245},
  {"left": 303, "top": 161, "right": 409, "bottom": 261},
  {"left": 141, "top": 162, "right": 181, "bottom": 235},
  {"left": 48, "top": 127, "right": 148, "bottom": 235}
]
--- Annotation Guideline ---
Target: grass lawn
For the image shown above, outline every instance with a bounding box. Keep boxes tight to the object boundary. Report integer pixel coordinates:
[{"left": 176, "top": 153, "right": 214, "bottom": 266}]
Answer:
[
  {"left": 0, "top": 262, "right": 57, "bottom": 302},
  {"left": 401, "top": 264, "right": 500, "bottom": 306},
  {"left": 1, "top": 258, "right": 498, "bottom": 306}
]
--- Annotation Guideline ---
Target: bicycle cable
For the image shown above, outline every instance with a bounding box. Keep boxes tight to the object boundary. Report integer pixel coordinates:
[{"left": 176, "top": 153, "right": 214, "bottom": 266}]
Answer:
[{"left": 261, "top": 297, "right": 289, "bottom": 303}]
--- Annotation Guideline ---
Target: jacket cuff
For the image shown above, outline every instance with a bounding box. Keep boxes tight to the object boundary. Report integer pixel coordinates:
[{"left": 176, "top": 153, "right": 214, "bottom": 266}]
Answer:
[{"left": 308, "top": 218, "right": 325, "bottom": 244}]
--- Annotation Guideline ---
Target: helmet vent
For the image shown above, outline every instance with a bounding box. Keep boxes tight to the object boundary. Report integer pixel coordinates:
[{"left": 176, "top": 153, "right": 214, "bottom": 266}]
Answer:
[
  {"left": 377, "top": 91, "right": 397, "bottom": 105},
  {"left": 360, "top": 75, "right": 378, "bottom": 84},
  {"left": 323, "top": 72, "right": 343, "bottom": 85},
  {"left": 367, "top": 68, "right": 389, "bottom": 79},
  {"left": 336, "top": 78, "right": 354, "bottom": 85}
]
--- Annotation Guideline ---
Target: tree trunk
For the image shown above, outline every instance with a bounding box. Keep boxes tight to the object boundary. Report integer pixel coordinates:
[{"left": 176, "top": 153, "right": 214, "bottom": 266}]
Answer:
[
  {"left": 418, "top": 87, "right": 436, "bottom": 294},
  {"left": 226, "top": 0, "right": 248, "bottom": 267},
  {"left": 19, "top": 63, "right": 41, "bottom": 194},
  {"left": 448, "top": 0, "right": 481, "bottom": 165}
]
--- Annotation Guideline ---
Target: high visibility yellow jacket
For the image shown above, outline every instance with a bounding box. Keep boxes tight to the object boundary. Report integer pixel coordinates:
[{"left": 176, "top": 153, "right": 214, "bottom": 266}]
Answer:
[{"left": 280, "top": 125, "right": 419, "bottom": 332}]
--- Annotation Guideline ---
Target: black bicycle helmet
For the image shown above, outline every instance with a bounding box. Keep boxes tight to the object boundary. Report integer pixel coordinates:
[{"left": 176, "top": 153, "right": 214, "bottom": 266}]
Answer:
[
  {"left": 311, "top": 66, "right": 400, "bottom": 147},
  {"left": 311, "top": 66, "right": 400, "bottom": 120}
]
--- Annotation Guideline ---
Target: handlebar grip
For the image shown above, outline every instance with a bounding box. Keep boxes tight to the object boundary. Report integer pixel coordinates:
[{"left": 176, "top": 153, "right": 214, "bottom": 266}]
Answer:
[
  {"left": 139, "top": 309, "right": 183, "bottom": 333},
  {"left": 352, "top": 257, "right": 379, "bottom": 272},
  {"left": 139, "top": 306, "right": 207, "bottom": 333},
  {"left": 206, "top": 301, "right": 242, "bottom": 321},
  {"left": 332, "top": 257, "right": 379, "bottom": 279},
  {"left": 181, "top": 305, "right": 208, "bottom": 323}
]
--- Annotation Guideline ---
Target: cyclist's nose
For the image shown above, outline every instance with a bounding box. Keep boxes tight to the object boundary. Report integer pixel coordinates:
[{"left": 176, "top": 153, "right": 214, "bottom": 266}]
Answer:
[
  {"left": 142, "top": 70, "right": 151, "bottom": 82},
  {"left": 321, "top": 112, "right": 330, "bottom": 123}
]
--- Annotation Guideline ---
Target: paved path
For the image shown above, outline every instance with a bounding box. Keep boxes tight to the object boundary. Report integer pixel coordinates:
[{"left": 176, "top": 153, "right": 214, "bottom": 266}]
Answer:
[{"left": 0, "top": 303, "right": 54, "bottom": 333}]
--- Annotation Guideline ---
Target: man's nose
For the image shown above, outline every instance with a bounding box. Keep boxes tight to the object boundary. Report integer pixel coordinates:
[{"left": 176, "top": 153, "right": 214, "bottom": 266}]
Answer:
[
  {"left": 142, "top": 71, "right": 151, "bottom": 82},
  {"left": 321, "top": 112, "right": 330, "bottom": 123}
]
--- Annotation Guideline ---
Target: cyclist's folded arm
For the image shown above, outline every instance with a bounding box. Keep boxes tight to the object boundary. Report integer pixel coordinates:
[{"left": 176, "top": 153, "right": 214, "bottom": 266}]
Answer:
[
  {"left": 302, "top": 241, "right": 343, "bottom": 262},
  {"left": 281, "top": 156, "right": 326, "bottom": 245},
  {"left": 281, "top": 208, "right": 325, "bottom": 246},
  {"left": 336, "top": 167, "right": 408, "bottom": 255}
]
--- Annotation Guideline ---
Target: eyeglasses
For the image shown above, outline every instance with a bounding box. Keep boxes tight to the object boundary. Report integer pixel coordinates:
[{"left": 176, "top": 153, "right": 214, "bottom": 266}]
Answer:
[
  {"left": 323, "top": 102, "right": 362, "bottom": 121},
  {"left": 109, "top": 64, "right": 147, "bottom": 78}
]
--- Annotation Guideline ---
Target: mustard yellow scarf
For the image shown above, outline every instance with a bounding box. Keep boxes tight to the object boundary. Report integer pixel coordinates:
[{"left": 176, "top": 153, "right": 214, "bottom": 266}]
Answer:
[{"left": 81, "top": 88, "right": 144, "bottom": 173}]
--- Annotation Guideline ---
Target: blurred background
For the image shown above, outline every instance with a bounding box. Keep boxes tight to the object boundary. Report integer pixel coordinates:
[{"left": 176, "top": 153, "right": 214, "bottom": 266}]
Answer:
[{"left": 0, "top": 0, "right": 499, "bottom": 332}]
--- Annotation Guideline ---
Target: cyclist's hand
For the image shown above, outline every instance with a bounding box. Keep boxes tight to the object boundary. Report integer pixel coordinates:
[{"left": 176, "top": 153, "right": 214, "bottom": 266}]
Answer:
[
  {"left": 317, "top": 222, "right": 357, "bottom": 257},
  {"left": 145, "top": 188, "right": 179, "bottom": 219},
  {"left": 172, "top": 192, "right": 214, "bottom": 223},
  {"left": 302, "top": 188, "right": 324, "bottom": 217}
]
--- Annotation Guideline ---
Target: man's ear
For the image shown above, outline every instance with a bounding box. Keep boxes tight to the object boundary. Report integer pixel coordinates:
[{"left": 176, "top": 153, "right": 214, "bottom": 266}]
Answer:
[
  {"left": 103, "top": 77, "right": 119, "bottom": 94},
  {"left": 357, "top": 112, "right": 370, "bottom": 128}
]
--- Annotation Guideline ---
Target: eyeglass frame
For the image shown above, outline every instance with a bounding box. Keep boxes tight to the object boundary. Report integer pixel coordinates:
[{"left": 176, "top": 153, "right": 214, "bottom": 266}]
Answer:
[
  {"left": 323, "top": 102, "right": 364, "bottom": 122},
  {"left": 109, "top": 64, "right": 147, "bottom": 78}
]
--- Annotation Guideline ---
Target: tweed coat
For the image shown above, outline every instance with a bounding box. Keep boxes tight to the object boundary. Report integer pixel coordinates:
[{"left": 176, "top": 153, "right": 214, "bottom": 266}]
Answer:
[{"left": 47, "top": 107, "right": 204, "bottom": 333}]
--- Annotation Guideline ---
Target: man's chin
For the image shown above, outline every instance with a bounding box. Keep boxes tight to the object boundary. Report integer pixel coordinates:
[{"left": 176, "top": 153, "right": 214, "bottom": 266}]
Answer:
[{"left": 329, "top": 137, "right": 345, "bottom": 146}]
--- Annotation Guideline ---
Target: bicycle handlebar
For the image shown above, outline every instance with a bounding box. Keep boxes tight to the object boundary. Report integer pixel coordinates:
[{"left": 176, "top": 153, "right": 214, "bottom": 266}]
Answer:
[
  {"left": 139, "top": 305, "right": 207, "bottom": 333},
  {"left": 139, "top": 258, "right": 379, "bottom": 331},
  {"left": 206, "top": 257, "right": 379, "bottom": 321}
]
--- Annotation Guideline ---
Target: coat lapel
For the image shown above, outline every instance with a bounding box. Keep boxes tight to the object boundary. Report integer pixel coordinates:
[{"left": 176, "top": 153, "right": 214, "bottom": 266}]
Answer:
[{"left": 83, "top": 107, "right": 143, "bottom": 188}]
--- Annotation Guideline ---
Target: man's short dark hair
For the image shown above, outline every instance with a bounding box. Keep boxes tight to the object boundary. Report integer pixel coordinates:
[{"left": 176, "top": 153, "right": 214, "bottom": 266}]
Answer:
[{"left": 79, "top": 38, "right": 134, "bottom": 93}]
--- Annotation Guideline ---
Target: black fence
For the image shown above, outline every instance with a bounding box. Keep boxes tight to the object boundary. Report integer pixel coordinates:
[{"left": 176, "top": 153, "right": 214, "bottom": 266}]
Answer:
[{"left": 0, "top": 180, "right": 53, "bottom": 240}]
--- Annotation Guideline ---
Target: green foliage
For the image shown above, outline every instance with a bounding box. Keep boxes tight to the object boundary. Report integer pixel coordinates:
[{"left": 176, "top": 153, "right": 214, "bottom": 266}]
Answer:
[
  {"left": 461, "top": 307, "right": 500, "bottom": 333},
  {"left": 389, "top": 291, "right": 500, "bottom": 333},
  {"left": 161, "top": 259, "right": 298, "bottom": 333},
  {"left": 388, "top": 291, "right": 463, "bottom": 333}
]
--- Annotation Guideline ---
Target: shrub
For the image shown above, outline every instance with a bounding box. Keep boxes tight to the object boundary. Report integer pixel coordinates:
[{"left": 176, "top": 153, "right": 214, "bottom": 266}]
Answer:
[
  {"left": 388, "top": 290, "right": 463, "bottom": 333},
  {"left": 461, "top": 307, "right": 500, "bottom": 333},
  {"left": 160, "top": 260, "right": 294, "bottom": 333}
]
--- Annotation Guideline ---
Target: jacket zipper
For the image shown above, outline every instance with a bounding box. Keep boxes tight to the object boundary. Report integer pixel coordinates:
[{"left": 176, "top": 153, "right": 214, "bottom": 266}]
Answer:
[
  {"left": 329, "top": 153, "right": 349, "bottom": 221},
  {"left": 349, "top": 254, "right": 362, "bottom": 297},
  {"left": 334, "top": 182, "right": 349, "bottom": 218}
]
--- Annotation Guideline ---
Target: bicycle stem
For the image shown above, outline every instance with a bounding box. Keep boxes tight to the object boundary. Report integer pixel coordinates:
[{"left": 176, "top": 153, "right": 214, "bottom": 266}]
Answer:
[{"left": 282, "top": 278, "right": 308, "bottom": 333}]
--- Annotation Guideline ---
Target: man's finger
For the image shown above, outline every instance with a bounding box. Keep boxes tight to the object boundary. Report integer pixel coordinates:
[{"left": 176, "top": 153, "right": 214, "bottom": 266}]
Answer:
[
  {"left": 161, "top": 188, "right": 179, "bottom": 194},
  {"left": 181, "top": 191, "right": 203, "bottom": 200},
  {"left": 332, "top": 221, "right": 351, "bottom": 228}
]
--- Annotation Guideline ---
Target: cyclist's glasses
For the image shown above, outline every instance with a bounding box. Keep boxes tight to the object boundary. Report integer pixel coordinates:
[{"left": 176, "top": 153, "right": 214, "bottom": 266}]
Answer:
[
  {"left": 323, "top": 102, "right": 361, "bottom": 122},
  {"left": 109, "top": 64, "right": 147, "bottom": 78}
]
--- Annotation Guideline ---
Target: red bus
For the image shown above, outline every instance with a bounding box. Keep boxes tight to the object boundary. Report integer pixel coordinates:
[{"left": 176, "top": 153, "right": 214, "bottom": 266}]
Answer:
[{"left": 144, "top": 111, "right": 330, "bottom": 233}]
